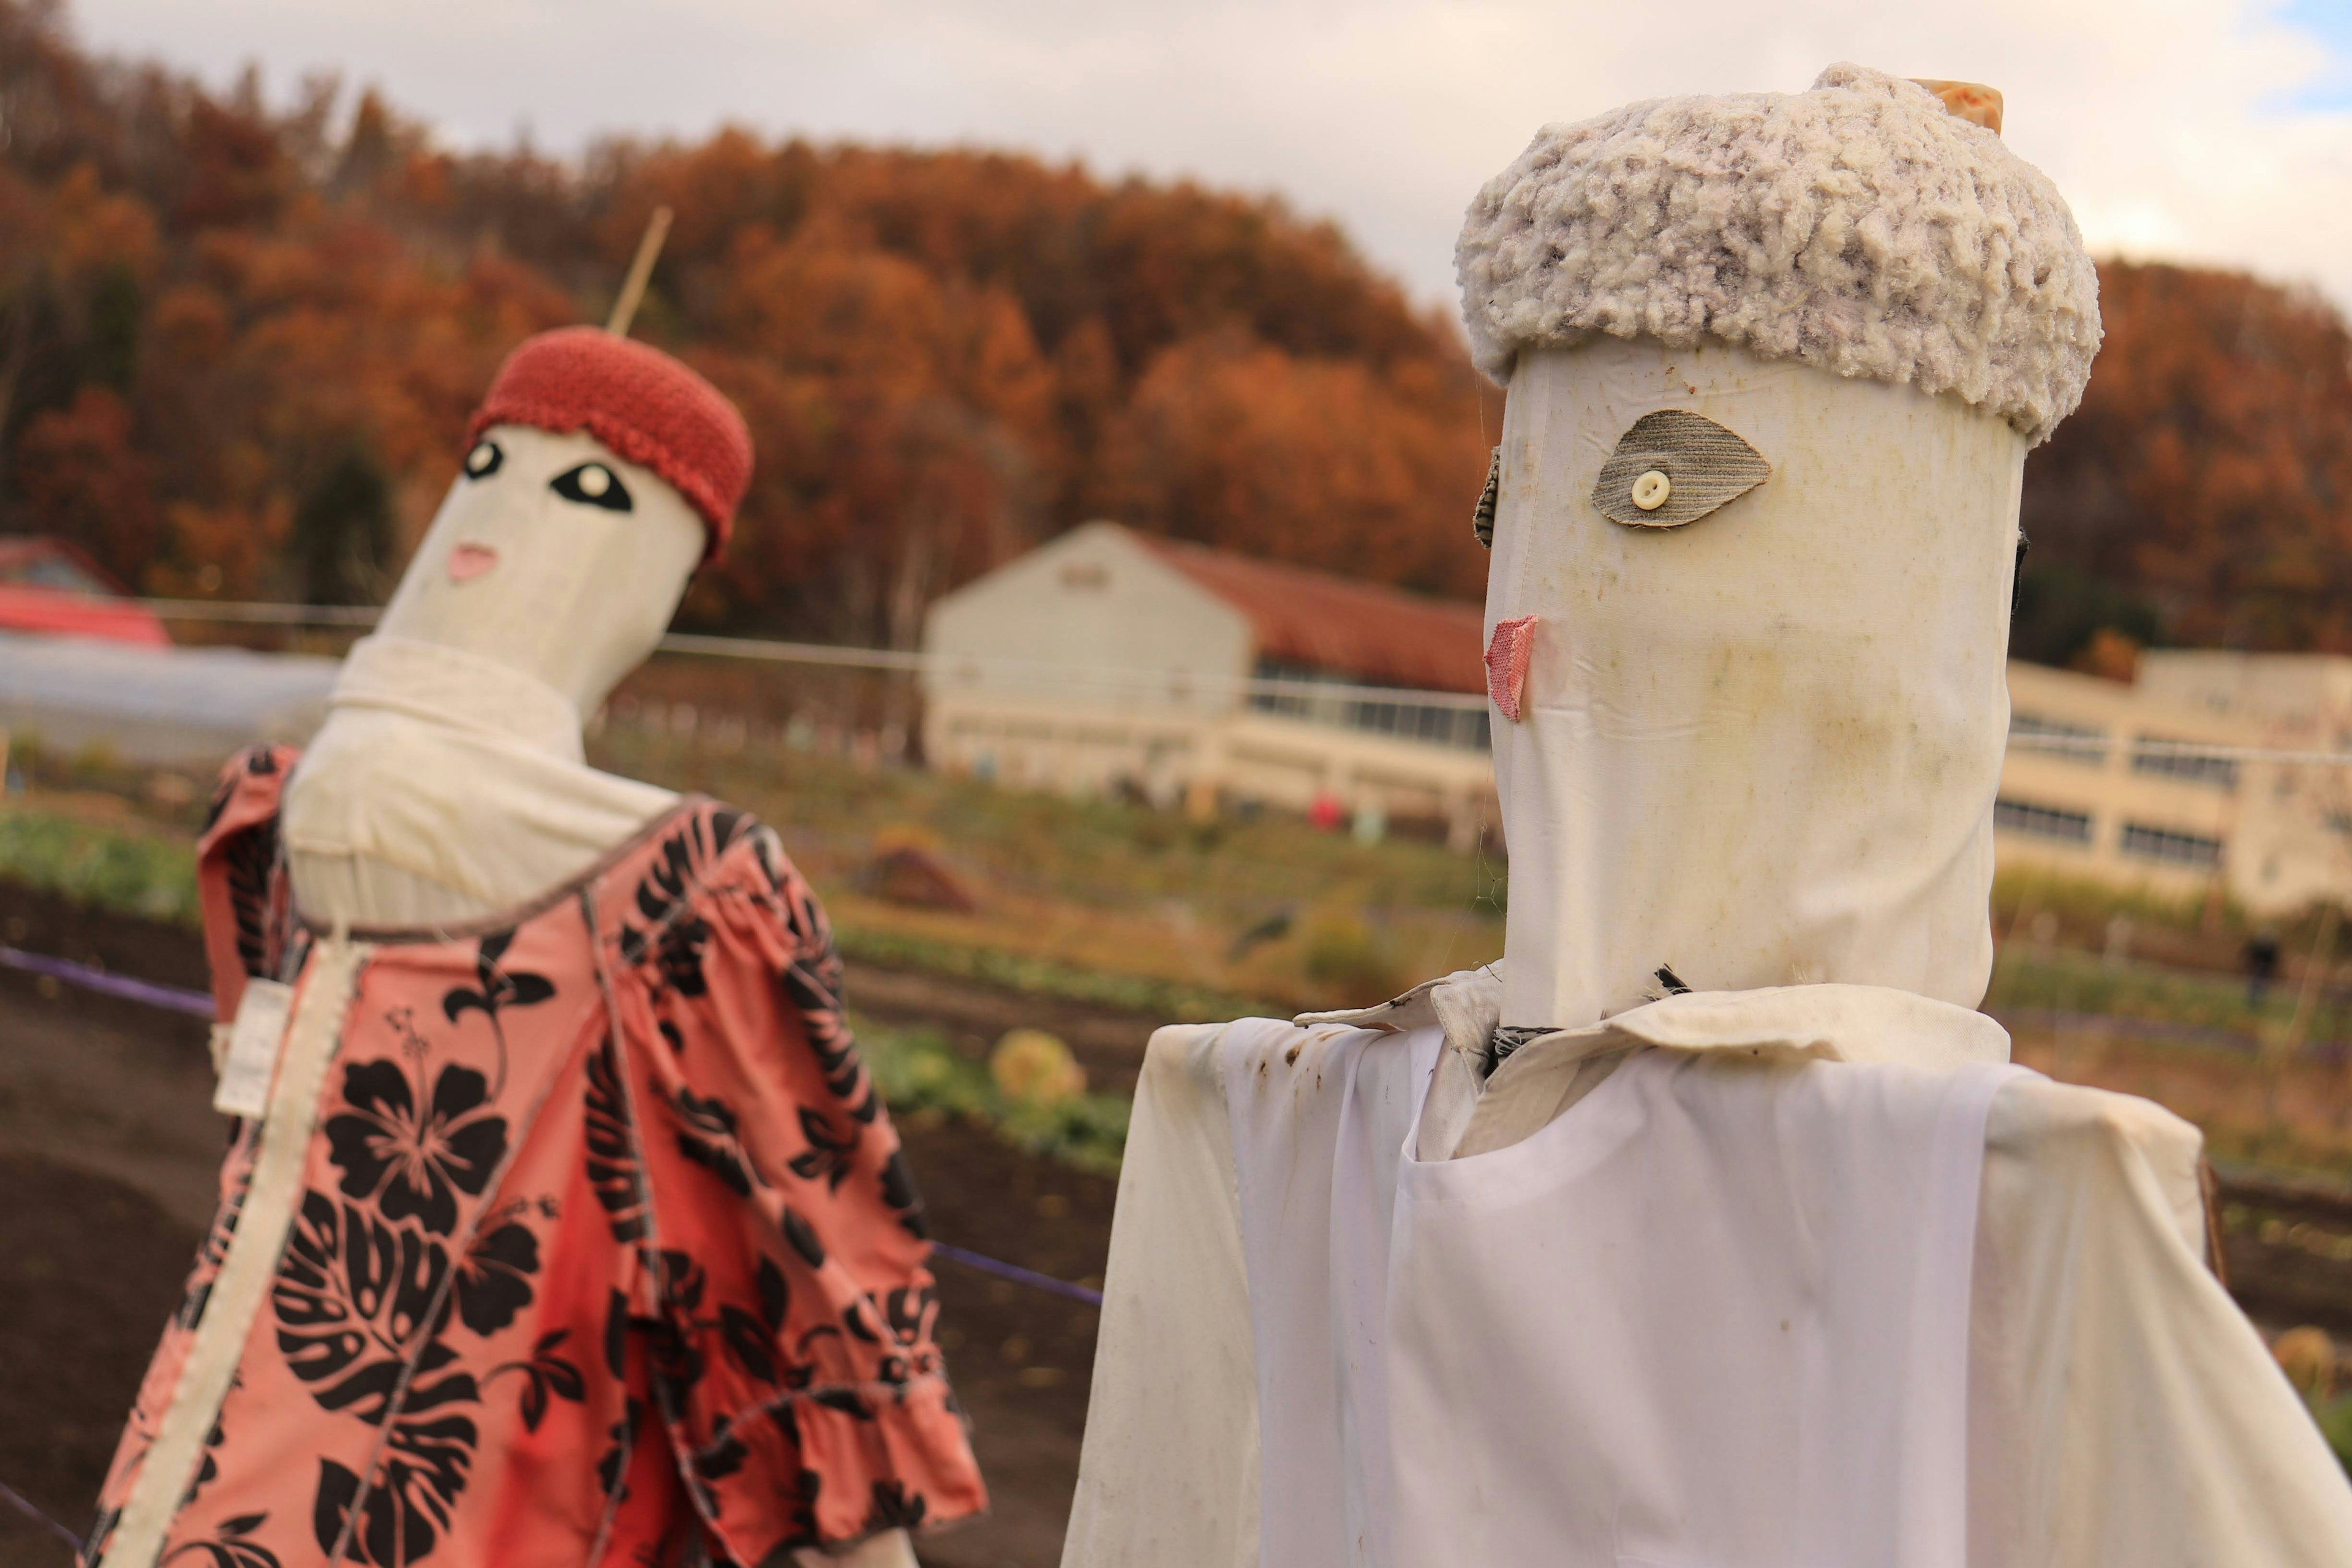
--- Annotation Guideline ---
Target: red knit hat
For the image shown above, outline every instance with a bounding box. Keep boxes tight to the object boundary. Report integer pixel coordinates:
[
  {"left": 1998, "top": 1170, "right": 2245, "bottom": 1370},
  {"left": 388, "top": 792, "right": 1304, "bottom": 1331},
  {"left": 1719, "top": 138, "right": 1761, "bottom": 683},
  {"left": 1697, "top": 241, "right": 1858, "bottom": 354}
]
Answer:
[{"left": 467, "top": 326, "right": 753, "bottom": 560}]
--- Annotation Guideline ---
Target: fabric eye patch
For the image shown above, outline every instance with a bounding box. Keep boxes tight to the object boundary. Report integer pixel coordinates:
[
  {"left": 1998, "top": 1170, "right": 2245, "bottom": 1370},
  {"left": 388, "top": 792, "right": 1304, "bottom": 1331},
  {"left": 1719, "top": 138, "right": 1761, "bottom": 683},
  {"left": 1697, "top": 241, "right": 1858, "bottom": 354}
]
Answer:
[{"left": 1589, "top": 409, "right": 1769, "bottom": 529}]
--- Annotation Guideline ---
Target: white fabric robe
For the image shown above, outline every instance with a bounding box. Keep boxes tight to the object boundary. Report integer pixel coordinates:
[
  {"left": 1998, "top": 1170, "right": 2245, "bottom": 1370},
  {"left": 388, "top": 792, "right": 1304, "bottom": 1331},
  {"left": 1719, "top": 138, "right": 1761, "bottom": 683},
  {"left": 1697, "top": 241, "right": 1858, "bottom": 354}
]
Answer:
[{"left": 1061, "top": 970, "right": 2352, "bottom": 1568}]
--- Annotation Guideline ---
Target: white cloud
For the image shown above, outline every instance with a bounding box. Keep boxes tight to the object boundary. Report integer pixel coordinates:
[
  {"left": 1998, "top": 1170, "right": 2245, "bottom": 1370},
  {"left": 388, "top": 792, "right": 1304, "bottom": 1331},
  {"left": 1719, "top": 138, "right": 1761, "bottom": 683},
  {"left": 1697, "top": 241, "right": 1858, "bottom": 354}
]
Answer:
[{"left": 64, "top": 0, "right": 2352, "bottom": 317}]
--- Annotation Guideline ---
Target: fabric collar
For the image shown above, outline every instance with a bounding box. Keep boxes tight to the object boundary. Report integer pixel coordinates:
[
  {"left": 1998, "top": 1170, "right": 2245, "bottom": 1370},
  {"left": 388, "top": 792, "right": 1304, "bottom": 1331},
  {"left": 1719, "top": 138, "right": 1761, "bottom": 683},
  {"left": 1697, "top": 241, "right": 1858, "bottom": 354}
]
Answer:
[
  {"left": 1306, "top": 970, "right": 2011, "bottom": 1162},
  {"left": 328, "top": 635, "right": 584, "bottom": 763},
  {"left": 1302, "top": 969, "right": 2010, "bottom": 1072}
]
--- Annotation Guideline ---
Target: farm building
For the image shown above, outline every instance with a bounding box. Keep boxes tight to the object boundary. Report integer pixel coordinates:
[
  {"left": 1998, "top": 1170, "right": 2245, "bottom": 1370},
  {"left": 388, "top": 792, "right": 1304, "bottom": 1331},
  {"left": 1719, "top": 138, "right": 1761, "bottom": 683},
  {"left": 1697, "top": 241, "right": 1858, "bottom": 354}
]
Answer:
[
  {"left": 1996, "top": 654, "right": 2352, "bottom": 917},
  {"left": 919, "top": 522, "right": 1496, "bottom": 848}
]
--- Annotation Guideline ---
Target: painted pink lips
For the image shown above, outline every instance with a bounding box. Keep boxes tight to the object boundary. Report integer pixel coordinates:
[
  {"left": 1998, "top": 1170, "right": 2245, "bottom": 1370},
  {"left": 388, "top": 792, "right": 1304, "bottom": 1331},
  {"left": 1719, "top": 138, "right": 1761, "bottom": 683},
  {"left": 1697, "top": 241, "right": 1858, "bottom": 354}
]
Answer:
[{"left": 447, "top": 543, "right": 498, "bottom": 583}]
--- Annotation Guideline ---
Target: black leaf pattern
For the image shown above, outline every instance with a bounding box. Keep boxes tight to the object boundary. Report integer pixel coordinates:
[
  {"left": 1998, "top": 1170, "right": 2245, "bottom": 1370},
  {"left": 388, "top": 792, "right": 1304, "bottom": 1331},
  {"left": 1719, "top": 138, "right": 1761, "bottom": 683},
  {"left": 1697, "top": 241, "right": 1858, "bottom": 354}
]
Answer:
[
  {"left": 674, "top": 1088, "right": 753, "bottom": 1197},
  {"left": 785, "top": 1107, "right": 859, "bottom": 1193},
  {"left": 583, "top": 1038, "right": 649, "bottom": 1243}
]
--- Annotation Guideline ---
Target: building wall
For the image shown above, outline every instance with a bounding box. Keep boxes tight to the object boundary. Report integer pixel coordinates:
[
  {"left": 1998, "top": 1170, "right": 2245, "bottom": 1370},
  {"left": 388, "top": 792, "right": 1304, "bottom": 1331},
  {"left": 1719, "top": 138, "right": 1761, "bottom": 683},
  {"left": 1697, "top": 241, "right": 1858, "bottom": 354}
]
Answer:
[
  {"left": 921, "top": 522, "right": 1254, "bottom": 721},
  {"left": 1996, "top": 660, "right": 2352, "bottom": 915},
  {"left": 919, "top": 524, "right": 1497, "bottom": 844},
  {"left": 2138, "top": 651, "right": 2352, "bottom": 745}
]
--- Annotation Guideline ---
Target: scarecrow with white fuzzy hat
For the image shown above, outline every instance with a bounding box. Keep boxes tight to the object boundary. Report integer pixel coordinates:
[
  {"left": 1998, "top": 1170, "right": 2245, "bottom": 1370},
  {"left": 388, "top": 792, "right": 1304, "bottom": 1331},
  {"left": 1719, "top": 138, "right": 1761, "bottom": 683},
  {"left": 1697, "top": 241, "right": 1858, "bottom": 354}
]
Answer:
[{"left": 1061, "top": 66, "right": 2352, "bottom": 1568}]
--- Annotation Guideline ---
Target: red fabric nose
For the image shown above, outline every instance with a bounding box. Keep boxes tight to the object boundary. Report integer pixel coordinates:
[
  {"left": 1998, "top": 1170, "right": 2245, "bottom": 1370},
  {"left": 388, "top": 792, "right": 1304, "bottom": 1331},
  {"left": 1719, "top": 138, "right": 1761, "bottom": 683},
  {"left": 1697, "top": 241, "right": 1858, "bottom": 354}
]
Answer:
[{"left": 1486, "top": 615, "right": 1537, "bottom": 721}]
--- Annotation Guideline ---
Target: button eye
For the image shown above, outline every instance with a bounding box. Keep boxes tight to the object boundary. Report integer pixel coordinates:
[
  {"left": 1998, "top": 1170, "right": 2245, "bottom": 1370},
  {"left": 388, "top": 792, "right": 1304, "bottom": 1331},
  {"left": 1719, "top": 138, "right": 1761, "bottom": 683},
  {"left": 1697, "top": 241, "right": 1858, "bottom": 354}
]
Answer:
[
  {"left": 1591, "top": 410, "right": 1768, "bottom": 529},
  {"left": 463, "top": 439, "right": 503, "bottom": 480},
  {"left": 551, "top": 462, "right": 632, "bottom": 512}
]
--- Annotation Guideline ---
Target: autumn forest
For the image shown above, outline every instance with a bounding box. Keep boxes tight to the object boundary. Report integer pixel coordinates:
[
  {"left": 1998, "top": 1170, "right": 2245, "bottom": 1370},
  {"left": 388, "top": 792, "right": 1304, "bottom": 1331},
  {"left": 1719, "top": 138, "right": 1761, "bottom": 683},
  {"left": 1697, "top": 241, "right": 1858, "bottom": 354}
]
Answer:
[{"left": 3, "top": 0, "right": 2350, "bottom": 665}]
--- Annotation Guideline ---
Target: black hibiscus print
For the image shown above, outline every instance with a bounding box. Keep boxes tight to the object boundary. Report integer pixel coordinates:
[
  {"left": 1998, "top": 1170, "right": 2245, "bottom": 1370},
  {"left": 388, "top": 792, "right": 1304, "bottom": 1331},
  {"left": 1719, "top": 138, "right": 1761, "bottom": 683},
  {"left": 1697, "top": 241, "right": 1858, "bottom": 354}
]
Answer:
[
  {"left": 441, "top": 929, "right": 556, "bottom": 1096},
  {"left": 593, "top": 1400, "right": 641, "bottom": 1502},
  {"left": 720, "top": 1256, "right": 791, "bottom": 1387},
  {"left": 878, "top": 1149, "right": 929, "bottom": 1240},
  {"left": 638, "top": 1250, "right": 712, "bottom": 1412},
  {"left": 161, "top": 1512, "right": 281, "bottom": 1568},
  {"left": 453, "top": 1217, "right": 540, "bottom": 1336},
  {"left": 674, "top": 1088, "right": 753, "bottom": 1197},
  {"left": 880, "top": 1280, "right": 940, "bottom": 1354},
  {"left": 583, "top": 1039, "right": 649, "bottom": 1242},
  {"left": 864, "top": 1479, "right": 928, "bottom": 1534},
  {"left": 617, "top": 810, "right": 750, "bottom": 997},
  {"left": 483, "top": 1330, "right": 584, "bottom": 1434},
  {"left": 786, "top": 1107, "right": 860, "bottom": 1193},
  {"left": 325, "top": 1060, "right": 508, "bottom": 1237},
  {"left": 762, "top": 1404, "right": 827, "bottom": 1547}
]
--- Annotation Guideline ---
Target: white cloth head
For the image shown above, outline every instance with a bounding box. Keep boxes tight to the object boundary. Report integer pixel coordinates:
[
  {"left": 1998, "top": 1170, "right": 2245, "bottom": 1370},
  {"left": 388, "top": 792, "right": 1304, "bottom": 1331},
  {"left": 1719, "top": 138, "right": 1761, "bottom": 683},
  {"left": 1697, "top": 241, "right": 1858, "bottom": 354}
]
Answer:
[
  {"left": 1487, "top": 336, "right": 2025, "bottom": 1030},
  {"left": 375, "top": 422, "right": 704, "bottom": 717},
  {"left": 284, "top": 421, "right": 704, "bottom": 927}
]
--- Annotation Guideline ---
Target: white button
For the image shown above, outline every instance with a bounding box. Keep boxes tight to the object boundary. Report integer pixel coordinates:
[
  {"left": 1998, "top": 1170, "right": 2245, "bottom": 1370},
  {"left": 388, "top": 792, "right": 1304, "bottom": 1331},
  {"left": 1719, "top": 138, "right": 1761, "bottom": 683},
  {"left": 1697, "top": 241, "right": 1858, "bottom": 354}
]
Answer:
[
  {"left": 579, "top": 464, "right": 611, "bottom": 497},
  {"left": 1632, "top": 470, "right": 1672, "bottom": 511}
]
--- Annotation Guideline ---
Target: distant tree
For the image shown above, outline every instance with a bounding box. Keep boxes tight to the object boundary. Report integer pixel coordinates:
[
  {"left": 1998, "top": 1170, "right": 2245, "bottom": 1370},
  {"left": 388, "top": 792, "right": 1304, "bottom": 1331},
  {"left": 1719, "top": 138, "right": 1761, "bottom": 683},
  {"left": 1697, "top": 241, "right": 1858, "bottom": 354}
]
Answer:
[
  {"left": 291, "top": 444, "right": 393, "bottom": 605},
  {"left": 2022, "top": 262, "right": 2352, "bottom": 651},
  {"left": 14, "top": 382, "right": 157, "bottom": 569}
]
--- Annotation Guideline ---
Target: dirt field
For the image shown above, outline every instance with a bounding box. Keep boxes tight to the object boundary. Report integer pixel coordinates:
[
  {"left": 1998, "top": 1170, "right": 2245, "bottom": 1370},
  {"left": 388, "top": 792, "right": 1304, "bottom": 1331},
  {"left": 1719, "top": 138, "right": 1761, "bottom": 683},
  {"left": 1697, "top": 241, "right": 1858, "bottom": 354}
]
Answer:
[{"left": 0, "top": 883, "right": 1121, "bottom": 1568}]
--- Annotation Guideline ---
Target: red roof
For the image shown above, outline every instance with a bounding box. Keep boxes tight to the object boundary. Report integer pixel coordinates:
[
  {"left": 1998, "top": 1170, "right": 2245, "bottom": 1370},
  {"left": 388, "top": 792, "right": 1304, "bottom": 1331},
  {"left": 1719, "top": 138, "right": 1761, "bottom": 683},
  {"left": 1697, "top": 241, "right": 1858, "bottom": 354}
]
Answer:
[
  {"left": 1136, "top": 534, "right": 1485, "bottom": 695},
  {"left": 0, "top": 537, "right": 169, "bottom": 647}
]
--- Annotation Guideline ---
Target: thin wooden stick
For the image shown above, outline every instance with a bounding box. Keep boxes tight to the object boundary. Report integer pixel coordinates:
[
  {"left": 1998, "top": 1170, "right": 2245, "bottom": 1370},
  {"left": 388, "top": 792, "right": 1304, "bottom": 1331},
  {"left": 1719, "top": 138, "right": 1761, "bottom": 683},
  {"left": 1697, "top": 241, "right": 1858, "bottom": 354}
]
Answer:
[{"left": 605, "top": 205, "right": 674, "bottom": 336}]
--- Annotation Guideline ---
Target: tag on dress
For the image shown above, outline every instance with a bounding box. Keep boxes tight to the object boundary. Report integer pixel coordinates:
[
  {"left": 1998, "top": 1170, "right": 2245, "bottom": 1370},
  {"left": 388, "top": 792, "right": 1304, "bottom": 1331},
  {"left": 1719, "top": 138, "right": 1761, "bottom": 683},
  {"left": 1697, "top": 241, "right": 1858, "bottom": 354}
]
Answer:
[{"left": 213, "top": 978, "right": 295, "bottom": 1118}]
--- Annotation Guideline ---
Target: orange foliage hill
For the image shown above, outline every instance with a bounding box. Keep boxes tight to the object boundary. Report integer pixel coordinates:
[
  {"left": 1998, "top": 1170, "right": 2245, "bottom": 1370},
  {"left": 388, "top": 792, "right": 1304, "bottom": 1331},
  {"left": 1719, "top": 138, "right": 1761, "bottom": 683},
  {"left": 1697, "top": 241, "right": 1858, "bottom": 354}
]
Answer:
[
  {"left": 2022, "top": 262, "right": 2352, "bottom": 655},
  {"left": 0, "top": 1, "right": 1496, "bottom": 640},
  {"left": 4, "top": 3, "right": 2349, "bottom": 658}
]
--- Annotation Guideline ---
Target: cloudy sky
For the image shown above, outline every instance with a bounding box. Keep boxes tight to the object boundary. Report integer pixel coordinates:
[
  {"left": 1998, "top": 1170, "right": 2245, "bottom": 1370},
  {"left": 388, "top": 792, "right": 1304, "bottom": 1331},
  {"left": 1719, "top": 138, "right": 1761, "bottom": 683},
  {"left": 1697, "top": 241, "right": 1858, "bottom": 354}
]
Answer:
[{"left": 69, "top": 0, "right": 2352, "bottom": 315}]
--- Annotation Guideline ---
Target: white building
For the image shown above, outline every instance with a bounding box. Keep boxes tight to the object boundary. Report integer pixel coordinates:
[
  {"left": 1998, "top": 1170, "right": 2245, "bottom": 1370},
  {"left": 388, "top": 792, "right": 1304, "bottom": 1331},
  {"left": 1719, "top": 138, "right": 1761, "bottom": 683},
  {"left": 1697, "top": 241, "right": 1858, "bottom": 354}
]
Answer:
[
  {"left": 1995, "top": 654, "right": 2352, "bottom": 916},
  {"left": 920, "top": 522, "right": 1496, "bottom": 848}
]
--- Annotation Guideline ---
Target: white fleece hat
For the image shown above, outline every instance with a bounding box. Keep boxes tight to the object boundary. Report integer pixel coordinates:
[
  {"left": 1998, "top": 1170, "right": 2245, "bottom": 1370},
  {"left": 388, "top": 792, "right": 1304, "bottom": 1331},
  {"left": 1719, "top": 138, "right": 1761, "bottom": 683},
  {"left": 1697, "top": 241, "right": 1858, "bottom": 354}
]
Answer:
[{"left": 1456, "top": 64, "right": 2101, "bottom": 445}]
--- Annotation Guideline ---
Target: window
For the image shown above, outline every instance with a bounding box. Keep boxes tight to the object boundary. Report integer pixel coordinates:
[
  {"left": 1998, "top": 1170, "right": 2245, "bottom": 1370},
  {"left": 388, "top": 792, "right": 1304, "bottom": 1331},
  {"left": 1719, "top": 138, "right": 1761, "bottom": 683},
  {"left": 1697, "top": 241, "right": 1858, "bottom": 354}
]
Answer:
[
  {"left": 2119, "top": 822, "right": 2223, "bottom": 868},
  {"left": 1250, "top": 660, "right": 1490, "bottom": 752},
  {"left": 2130, "top": 735, "right": 2238, "bottom": 790},
  {"left": 2010, "top": 712, "right": 2108, "bottom": 766},
  {"left": 1994, "top": 797, "right": 2094, "bottom": 843}
]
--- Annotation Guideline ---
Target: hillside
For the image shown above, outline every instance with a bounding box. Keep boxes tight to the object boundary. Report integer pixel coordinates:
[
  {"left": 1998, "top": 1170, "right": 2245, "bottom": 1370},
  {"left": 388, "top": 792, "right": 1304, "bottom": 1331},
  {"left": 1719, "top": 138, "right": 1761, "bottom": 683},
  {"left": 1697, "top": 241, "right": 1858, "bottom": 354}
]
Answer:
[{"left": 3, "top": 1, "right": 2349, "bottom": 660}]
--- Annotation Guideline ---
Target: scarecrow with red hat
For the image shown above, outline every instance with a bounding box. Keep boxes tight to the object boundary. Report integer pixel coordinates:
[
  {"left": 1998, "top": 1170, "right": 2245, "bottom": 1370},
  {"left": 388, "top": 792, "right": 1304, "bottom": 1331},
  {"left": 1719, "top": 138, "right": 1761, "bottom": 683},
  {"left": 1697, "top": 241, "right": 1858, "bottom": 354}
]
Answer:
[{"left": 85, "top": 328, "right": 984, "bottom": 1568}]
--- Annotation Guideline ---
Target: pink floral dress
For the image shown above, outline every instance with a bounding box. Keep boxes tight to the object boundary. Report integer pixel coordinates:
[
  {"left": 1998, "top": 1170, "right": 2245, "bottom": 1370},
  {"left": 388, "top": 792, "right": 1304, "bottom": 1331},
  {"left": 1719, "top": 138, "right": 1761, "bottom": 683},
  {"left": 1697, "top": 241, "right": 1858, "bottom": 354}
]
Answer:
[{"left": 86, "top": 747, "right": 987, "bottom": 1566}]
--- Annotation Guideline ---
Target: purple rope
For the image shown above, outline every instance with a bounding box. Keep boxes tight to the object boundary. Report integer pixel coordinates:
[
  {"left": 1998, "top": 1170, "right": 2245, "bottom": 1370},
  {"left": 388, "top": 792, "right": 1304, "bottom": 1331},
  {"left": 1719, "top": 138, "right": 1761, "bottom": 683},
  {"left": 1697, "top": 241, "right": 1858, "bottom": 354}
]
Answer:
[
  {"left": 0, "top": 946, "right": 214, "bottom": 1017},
  {"left": 930, "top": 1243, "right": 1104, "bottom": 1306},
  {"left": 0, "top": 1477, "right": 83, "bottom": 1553}
]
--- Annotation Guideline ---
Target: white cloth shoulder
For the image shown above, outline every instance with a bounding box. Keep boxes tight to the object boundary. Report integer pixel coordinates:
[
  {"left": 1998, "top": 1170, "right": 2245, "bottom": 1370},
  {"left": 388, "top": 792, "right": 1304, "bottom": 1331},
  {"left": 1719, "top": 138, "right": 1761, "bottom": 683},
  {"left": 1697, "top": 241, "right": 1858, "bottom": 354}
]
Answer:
[{"left": 1061, "top": 1022, "right": 1261, "bottom": 1568}]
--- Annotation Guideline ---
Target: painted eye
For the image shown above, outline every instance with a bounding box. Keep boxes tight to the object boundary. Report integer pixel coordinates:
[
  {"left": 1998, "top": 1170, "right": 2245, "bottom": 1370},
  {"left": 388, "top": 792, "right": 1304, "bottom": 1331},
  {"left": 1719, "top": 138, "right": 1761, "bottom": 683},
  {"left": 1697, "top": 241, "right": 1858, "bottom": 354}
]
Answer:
[
  {"left": 551, "top": 462, "right": 632, "bottom": 512},
  {"left": 463, "top": 439, "right": 503, "bottom": 479}
]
